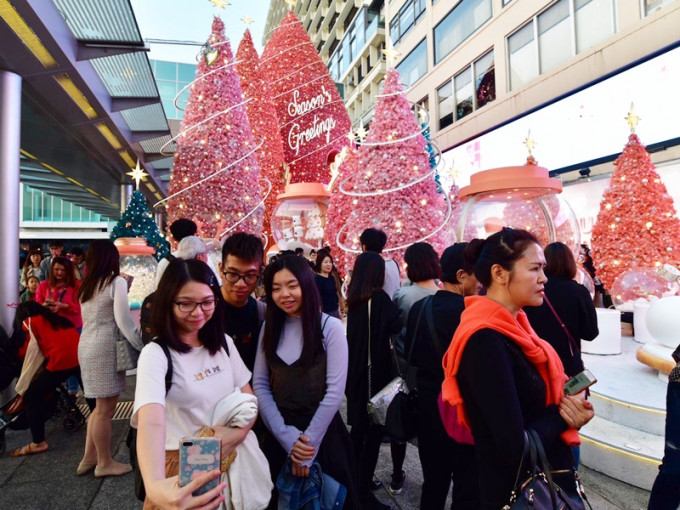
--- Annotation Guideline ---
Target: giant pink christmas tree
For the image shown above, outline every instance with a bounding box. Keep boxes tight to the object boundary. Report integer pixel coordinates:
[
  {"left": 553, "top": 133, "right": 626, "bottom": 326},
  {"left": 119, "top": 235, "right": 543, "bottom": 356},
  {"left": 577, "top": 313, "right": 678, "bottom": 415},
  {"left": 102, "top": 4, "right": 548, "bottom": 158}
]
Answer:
[
  {"left": 260, "top": 11, "right": 351, "bottom": 185},
  {"left": 339, "top": 68, "right": 454, "bottom": 264},
  {"left": 324, "top": 144, "right": 358, "bottom": 275},
  {"left": 236, "top": 28, "right": 285, "bottom": 247},
  {"left": 166, "top": 17, "right": 263, "bottom": 238}
]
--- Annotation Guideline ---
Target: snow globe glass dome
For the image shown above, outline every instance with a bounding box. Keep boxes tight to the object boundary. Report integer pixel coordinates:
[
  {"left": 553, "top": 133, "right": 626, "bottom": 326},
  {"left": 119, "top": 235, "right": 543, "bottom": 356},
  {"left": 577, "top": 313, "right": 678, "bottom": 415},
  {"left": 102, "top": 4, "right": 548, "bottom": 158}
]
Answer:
[
  {"left": 270, "top": 183, "right": 331, "bottom": 253},
  {"left": 610, "top": 267, "right": 677, "bottom": 312},
  {"left": 114, "top": 238, "right": 158, "bottom": 308},
  {"left": 456, "top": 165, "right": 580, "bottom": 254}
]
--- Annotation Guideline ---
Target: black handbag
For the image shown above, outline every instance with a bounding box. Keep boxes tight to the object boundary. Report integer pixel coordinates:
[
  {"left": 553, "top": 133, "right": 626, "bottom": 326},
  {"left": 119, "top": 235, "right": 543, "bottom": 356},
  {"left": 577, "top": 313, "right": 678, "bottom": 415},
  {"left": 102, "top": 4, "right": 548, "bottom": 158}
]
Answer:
[{"left": 504, "top": 430, "right": 591, "bottom": 510}]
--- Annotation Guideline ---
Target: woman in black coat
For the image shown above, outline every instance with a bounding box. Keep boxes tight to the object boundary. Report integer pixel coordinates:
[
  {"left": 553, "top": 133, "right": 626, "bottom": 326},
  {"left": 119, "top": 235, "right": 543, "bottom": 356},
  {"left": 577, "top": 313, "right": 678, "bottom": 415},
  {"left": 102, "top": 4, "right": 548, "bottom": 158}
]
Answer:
[
  {"left": 524, "top": 242, "right": 599, "bottom": 378},
  {"left": 345, "top": 252, "right": 400, "bottom": 510}
]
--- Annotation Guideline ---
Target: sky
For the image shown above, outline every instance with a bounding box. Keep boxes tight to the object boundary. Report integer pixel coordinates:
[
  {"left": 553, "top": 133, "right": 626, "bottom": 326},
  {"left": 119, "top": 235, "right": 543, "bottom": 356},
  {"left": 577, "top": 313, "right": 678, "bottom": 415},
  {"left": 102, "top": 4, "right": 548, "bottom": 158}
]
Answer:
[{"left": 130, "top": 0, "right": 272, "bottom": 64}]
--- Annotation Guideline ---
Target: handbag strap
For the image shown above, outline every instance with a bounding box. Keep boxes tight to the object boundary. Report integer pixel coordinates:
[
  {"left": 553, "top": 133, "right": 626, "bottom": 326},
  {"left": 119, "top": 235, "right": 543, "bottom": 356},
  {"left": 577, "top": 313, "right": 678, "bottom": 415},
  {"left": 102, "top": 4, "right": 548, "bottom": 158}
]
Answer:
[
  {"left": 423, "top": 296, "right": 444, "bottom": 357},
  {"left": 403, "top": 296, "right": 429, "bottom": 390},
  {"left": 529, "top": 429, "right": 559, "bottom": 509},
  {"left": 367, "top": 298, "right": 372, "bottom": 401},
  {"left": 543, "top": 294, "right": 579, "bottom": 357}
]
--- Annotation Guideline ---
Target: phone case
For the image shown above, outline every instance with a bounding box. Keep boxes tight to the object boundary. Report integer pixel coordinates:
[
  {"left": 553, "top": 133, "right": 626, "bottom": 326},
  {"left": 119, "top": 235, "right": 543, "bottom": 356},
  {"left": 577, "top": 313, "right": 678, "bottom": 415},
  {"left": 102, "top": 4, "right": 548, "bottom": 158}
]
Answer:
[
  {"left": 179, "top": 437, "right": 221, "bottom": 496},
  {"left": 564, "top": 369, "right": 597, "bottom": 396}
]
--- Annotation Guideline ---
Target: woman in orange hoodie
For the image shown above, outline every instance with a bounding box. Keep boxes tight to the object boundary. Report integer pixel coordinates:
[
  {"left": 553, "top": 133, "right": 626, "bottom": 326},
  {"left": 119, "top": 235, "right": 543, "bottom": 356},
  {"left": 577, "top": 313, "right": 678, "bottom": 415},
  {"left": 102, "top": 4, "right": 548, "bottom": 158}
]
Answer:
[{"left": 442, "top": 228, "right": 594, "bottom": 509}]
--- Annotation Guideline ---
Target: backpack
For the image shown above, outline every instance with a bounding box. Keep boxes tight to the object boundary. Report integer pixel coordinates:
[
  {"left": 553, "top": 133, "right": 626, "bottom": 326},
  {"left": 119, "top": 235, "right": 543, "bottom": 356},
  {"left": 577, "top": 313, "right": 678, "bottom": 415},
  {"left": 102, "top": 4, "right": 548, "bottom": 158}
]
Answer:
[{"left": 127, "top": 336, "right": 230, "bottom": 501}]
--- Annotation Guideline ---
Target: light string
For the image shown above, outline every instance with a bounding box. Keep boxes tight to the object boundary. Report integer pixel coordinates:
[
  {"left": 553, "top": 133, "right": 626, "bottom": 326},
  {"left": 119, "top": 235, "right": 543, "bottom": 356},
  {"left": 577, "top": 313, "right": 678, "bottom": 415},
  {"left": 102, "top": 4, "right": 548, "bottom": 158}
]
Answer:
[
  {"left": 217, "top": 177, "right": 273, "bottom": 240},
  {"left": 154, "top": 136, "right": 265, "bottom": 209}
]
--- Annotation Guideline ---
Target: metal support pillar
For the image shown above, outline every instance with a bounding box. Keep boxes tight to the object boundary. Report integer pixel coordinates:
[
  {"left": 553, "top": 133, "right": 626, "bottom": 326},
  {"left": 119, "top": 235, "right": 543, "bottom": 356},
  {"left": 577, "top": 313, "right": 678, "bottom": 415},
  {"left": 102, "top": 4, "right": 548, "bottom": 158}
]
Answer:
[
  {"left": 0, "top": 71, "right": 22, "bottom": 334},
  {"left": 120, "top": 183, "right": 133, "bottom": 212}
]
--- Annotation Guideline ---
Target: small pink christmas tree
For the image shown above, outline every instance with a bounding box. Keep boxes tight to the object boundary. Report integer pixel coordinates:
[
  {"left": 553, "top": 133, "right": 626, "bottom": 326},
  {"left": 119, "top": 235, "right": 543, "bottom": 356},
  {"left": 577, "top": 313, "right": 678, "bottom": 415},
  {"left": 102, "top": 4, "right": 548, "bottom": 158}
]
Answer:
[
  {"left": 236, "top": 29, "right": 286, "bottom": 248},
  {"left": 340, "top": 69, "right": 454, "bottom": 264},
  {"left": 166, "top": 17, "right": 263, "bottom": 238}
]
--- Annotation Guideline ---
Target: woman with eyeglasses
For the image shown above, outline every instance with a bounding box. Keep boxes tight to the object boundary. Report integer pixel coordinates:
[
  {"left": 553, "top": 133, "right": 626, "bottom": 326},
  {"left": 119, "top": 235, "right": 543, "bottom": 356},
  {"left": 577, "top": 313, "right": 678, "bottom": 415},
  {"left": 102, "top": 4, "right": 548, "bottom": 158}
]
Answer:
[
  {"left": 133, "top": 258, "right": 257, "bottom": 510},
  {"left": 253, "top": 255, "right": 360, "bottom": 509},
  {"left": 77, "top": 240, "right": 142, "bottom": 478}
]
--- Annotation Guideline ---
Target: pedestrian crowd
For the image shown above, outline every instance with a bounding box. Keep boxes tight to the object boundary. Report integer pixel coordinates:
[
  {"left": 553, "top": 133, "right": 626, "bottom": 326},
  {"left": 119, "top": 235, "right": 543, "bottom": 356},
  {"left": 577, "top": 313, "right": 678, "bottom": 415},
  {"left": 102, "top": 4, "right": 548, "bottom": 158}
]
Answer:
[{"left": 3, "top": 222, "right": 679, "bottom": 510}]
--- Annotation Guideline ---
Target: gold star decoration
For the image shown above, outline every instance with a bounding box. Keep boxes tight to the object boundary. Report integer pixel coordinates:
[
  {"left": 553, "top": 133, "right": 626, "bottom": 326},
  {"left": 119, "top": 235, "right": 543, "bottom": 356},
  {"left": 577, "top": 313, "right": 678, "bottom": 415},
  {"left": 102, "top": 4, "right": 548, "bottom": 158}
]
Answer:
[
  {"left": 209, "top": 0, "right": 229, "bottom": 9},
  {"left": 127, "top": 160, "right": 148, "bottom": 190},
  {"left": 381, "top": 47, "right": 401, "bottom": 66},
  {"left": 242, "top": 16, "right": 253, "bottom": 26},
  {"left": 449, "top": 166, "right": 460, "bottom": 181},
  {"left": 625, "top": 103, "right": 640, "bottom": 133},
  {"left": 355, "top": 126, "right": 368, "bottom": 141},
  {"left": 523, "top": 130, "right": 536, "bottom": 155},
  {"left": 346, "top": 130, "right": 356, "bottom": 142},
  {"left": 284, "top": 0, "right": 297, "bottom": 10},
  {"left": 418, "top": 107, "right": 428, "bottom": 122}
]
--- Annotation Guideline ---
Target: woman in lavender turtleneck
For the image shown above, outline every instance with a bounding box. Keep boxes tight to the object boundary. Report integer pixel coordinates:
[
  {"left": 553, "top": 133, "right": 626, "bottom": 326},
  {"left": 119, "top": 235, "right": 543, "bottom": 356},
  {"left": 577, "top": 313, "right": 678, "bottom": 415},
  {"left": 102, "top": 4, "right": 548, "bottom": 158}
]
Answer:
[{"left": 252, "top": 255, "right": 360, "bottom": 509}]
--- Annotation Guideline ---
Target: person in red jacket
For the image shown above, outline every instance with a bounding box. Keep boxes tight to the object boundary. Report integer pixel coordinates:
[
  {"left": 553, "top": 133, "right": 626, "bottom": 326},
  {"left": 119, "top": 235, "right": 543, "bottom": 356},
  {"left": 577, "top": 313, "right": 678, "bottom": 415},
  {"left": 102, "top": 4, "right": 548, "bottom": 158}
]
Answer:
[{"left": 8, "top": 301, "right": 80, "bottom": 457}]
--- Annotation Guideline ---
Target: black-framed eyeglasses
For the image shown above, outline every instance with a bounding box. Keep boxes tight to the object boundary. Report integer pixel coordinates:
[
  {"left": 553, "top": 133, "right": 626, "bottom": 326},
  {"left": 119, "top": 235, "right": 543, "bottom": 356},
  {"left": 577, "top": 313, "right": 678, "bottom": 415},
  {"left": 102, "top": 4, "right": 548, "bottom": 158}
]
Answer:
[
  {"left": 174, "top": 299, "right": 217, "bottom": 313},
  {"left": 222, "top": 271, "right": 260, "bottom": 285}
]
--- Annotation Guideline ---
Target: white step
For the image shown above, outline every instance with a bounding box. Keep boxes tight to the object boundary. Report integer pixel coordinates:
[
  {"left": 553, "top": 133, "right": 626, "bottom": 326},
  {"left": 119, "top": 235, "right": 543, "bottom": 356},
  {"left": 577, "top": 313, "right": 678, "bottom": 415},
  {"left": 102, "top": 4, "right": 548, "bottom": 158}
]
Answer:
[
  {"left": 580, "top": 415, "right": 663, "bottom": 491},
  {"left": 589, "top": 390, "right": 666, "bottom": 436}
]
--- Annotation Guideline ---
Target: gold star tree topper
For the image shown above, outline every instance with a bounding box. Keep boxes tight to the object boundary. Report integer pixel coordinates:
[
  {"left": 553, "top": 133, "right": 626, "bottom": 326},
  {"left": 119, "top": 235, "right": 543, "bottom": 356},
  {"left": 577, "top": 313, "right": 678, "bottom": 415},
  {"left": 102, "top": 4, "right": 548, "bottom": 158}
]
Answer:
[
  {"left": 381, "top": 47, "right": 401, "bottom": 67},
  {"left": 284, "top": 0, "right": 297, "bottom": 10},
  {"left": 625, "top": 103, "right": 640, "bottom": 133},
  {"left": 523, "top": 130, "right": 536, "bottom": 155},
  {"left": 127, "top": 160, "right": 148, "bottom": 190},
  {"left": 209, "top": 0, "right": 230, "bottom": 9},
  {"left": 242, "top": 16, "right": 253, "bottom": 26}
]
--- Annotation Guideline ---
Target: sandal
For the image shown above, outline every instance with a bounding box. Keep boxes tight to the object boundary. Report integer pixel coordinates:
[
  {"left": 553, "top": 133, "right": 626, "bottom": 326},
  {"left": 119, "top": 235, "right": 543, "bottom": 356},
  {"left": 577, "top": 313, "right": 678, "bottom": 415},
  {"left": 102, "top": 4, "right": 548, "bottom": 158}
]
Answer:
[{"left": 8, "top": 442, "right": 48, "bottom": 457}]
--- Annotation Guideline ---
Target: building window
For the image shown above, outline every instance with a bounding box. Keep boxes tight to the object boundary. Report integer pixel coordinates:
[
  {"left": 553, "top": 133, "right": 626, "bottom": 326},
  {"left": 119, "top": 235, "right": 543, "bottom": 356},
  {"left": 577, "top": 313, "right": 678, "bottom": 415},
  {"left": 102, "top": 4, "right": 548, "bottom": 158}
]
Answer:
[
  {"left": 434, "top": 0, "right": 492, "bottom": 65},
  {"left": 475, "top": 50, "right": 496, "bottom": 109},
  {"left": 437, "top": 50, "right": 495, "bottom": 129},
  {"left": 575, "top": 0, "right": 614, "bottom": 53},
  {"left": 327, "top": 7, "right": 382, "bottom": 81},
  {"left": 644, "top": 0, "right": 676, "bottom": 16},
  {"left": 436, "top": 81, "right": 453, "bottom": 130},
  {"left": 396, "top": 39, "right": 427, "bottom": 87},
  {"left": 508, "top": 22, "right": 537, "bottom": 90},
  {"left": 390, "top": 0, "right": 426, "bottom": 46},
  {"left": 507, "top": 0, "right": 615, "bottom": 91}
]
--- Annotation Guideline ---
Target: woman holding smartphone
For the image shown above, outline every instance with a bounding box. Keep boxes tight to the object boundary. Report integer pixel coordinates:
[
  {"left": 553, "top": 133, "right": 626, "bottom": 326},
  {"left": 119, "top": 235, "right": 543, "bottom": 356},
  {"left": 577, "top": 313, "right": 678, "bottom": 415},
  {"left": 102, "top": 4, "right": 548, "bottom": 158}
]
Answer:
[
  {"left": 253, "top": 255, "right": 359, "bottom": 509},
  {"left": 442, "top": 228, "right": 595, "bottom": 509},
  {"left": 133, "top": 259, "right": 255, "bottom": 510},
  {"left": 36, "top": 256, "right": 82, "bottom": 330}
]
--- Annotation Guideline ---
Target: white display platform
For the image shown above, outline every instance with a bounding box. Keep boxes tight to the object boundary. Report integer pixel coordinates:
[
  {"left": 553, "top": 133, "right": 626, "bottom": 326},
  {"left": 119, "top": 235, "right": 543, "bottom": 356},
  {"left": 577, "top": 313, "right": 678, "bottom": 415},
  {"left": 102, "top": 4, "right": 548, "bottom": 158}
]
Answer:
[
  {"left": 581, "top": 308, "right": 622, "bottom": 355},
  {"left": 580, "top": 334, "right": 667, "bottom": 490}
]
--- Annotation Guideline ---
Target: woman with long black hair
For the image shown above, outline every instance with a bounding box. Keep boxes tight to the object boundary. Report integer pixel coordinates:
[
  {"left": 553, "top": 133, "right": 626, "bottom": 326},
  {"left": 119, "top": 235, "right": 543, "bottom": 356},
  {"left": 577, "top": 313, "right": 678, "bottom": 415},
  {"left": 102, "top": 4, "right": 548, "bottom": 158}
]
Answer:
[
  {"left": 77, "top": 239, "right": 142, "bottom": 478},
  {"left": 345, "top": 252, "right": 400, "bottom": 510},
  {"left": 253, "top": 255, "right": 359, "bottom": 509},
  {"left": 133, "top": 259, "right": 256, "bottom": 510}
]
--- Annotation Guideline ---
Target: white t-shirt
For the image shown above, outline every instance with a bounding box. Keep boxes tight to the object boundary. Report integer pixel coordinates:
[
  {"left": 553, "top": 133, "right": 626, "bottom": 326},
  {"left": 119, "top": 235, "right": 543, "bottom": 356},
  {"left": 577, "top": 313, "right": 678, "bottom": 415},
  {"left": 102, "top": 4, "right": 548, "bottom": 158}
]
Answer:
[
  {"left": 383, "top": 257, "right": 401, "bottom": 299},
  {"left": 132, "top": 335, "right": 251, "bottom": 450}
]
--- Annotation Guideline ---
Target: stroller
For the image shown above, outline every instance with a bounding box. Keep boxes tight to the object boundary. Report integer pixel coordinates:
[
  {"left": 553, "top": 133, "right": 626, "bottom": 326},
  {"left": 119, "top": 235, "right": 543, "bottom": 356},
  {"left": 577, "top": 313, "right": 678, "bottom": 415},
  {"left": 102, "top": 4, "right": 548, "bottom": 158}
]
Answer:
[{"left": 0, "top": 324, "right": 86, "bottom": 455}]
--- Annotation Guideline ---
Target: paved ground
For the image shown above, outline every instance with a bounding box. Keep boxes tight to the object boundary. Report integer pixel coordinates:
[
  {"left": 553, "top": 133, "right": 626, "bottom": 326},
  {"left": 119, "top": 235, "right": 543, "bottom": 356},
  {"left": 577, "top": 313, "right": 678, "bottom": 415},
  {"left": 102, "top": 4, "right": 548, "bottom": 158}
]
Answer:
[{"left": 0, "top": 375, "right": 653, "bottom": 510}]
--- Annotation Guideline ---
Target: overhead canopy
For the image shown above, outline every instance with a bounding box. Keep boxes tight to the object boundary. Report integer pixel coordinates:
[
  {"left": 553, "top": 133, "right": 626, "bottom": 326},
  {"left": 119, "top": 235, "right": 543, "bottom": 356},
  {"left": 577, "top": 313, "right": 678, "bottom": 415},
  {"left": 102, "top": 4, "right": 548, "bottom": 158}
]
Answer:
[{"left": 0, "top": 0, "right": 175, "bottom": 218}]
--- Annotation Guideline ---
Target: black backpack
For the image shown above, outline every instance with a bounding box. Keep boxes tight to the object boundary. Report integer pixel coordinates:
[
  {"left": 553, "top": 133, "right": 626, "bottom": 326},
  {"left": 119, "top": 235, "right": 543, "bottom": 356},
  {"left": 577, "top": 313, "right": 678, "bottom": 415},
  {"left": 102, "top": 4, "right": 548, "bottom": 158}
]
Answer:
[{"left": 126, "top": 336, "right": 230, "bottom": 501}]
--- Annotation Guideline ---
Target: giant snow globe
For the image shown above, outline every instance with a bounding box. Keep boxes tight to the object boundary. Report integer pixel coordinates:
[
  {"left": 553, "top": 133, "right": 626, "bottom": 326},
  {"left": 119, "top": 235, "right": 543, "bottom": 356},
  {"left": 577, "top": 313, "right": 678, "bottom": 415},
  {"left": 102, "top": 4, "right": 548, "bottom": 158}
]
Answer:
[
  {"left": 457, "top": 165, "right": 580, "bottom": 254},
  {"left": 270, "top": 183, "right": 330, "bottom": 253},
  {"left": 114, "top": 237, "right": 158, "bottom": 309}
]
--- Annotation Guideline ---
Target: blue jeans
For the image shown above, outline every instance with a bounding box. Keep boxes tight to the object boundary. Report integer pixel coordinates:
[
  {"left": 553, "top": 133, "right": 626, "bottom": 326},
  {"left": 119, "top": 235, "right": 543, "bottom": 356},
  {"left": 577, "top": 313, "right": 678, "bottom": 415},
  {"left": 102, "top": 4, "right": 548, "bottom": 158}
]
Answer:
[{"left": 648, "top": 379, "right": 680, "bottom": 509}]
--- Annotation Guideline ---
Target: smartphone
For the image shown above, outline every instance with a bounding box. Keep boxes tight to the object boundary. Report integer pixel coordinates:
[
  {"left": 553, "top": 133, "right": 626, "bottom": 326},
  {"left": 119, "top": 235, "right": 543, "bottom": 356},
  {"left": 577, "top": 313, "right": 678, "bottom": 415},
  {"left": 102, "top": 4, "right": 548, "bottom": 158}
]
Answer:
[
  {"left": 121, "top": 273, "right": 134, "bottom": 292},
  {"left": 178, "top": 437, "right": 221, "bottom": 496},
  {"left": 564, "top": 369, "right": 597, "bottom": 396}
]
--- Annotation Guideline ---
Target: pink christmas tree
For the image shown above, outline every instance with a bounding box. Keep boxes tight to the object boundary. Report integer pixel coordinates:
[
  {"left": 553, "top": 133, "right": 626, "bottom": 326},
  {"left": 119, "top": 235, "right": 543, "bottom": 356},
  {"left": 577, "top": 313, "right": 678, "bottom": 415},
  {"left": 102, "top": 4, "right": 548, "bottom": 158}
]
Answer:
[
  {"left": 166, "top": 17, "right": 263, "bottom": 238},
  {"left": 324, "top": 144, "right": 358, "bottom": 275},
  {"left": 236, "top": 29, "right": 286, "bottom": 248},
  {"left": 260, "top": 11, "right": 352, "bottom": 185},
  {"left": 340, "top": 69, "right": 454, "bottom": 264},
  {"left": 592, "top": 131, "right": 680, "bottom": 288}
]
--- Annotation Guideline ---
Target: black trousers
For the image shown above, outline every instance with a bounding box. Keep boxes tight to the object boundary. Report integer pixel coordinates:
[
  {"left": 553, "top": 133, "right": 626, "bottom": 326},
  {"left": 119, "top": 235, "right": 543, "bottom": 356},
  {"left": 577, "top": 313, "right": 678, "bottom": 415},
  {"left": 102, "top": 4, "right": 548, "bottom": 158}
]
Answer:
[
  {"left": 349, "top": 421, "right": 383, "bottom": 495},
  {"left": 23, "top": 366, "right": 79, "bottom": 443},
  {"left": 416, "top": 390, "right": 479, "bottom": 510}
]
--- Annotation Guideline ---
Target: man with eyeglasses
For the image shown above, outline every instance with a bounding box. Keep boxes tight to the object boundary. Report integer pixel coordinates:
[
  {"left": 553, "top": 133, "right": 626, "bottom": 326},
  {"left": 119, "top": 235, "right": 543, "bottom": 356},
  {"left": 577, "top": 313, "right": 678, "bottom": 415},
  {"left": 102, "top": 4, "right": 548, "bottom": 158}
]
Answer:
[{"left": 218, "top": 232, "right": 266, "bottom": 374}]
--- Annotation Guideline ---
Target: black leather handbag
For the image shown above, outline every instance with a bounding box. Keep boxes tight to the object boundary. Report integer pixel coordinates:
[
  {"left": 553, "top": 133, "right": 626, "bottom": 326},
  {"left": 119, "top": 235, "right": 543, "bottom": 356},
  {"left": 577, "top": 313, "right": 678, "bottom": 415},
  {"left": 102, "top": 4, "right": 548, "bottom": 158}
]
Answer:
[{"left": 504, "top": 430, "right": 590, "bottom": 510}]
